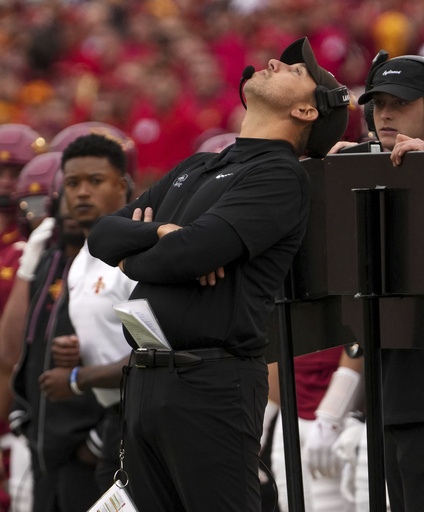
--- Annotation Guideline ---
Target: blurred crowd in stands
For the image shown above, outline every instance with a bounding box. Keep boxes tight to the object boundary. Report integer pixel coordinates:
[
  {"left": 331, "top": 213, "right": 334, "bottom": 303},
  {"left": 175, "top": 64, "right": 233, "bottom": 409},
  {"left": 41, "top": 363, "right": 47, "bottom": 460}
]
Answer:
[{"left": 1, "top": 0, "right": 424, "bottom": 189}]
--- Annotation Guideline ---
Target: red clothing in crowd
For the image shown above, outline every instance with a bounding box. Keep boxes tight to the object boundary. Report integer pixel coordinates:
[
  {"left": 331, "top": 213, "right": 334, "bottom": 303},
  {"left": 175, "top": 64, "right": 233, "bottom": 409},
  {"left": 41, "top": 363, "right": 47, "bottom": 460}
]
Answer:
[
  {"left": 127, "top": 98, "right": 203, "bottom": 178},
  {"left": 0, "top": 223, "right": 25, "bottom": 316},
  {"left": 294, "top": 346, "right": 344, "bottom": 420},
  {"left": 189, "top": 86, "right": 240, "bottom": 134},
  {"left": 308, "top": 26, "right": 349, "bottom": 78}
]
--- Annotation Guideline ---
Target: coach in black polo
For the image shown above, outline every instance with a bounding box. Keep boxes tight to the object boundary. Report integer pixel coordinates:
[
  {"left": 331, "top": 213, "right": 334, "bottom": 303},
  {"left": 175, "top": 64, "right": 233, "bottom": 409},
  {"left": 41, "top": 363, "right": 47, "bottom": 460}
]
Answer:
[{"left": 88, "top": 37, "right": 349, "bottom": 512}]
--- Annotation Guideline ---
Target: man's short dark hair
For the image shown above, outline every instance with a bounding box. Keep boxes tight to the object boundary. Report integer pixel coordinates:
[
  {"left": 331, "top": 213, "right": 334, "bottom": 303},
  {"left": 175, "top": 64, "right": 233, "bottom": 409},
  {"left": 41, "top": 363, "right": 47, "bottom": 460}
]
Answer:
[{"left": 61, "top": 133, "right": 126, "bottom": 175}]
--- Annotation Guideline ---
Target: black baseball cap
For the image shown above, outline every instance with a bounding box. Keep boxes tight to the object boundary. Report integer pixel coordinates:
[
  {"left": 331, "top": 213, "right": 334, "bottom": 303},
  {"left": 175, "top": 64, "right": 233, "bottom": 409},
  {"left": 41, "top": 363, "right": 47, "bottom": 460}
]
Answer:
[
  {"left": 358, "top": 58, "right": 424, "bottom": 104},
  {"left": 280, "top": 37, "right": 350, "bottom": 158}
]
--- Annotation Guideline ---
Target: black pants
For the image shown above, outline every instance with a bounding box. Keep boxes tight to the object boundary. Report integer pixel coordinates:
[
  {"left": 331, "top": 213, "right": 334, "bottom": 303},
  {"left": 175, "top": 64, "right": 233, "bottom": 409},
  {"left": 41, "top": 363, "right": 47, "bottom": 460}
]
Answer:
[
  {"left": 385, "top": 422, "right": 424, "bottom": 512},
  {"left": 95, "top": 405, "right": 122, "bottom": 494},
  {"left": 124, "top": 356, "right": 268, "bottom": 512},
  {"left": 32, "top": 458, "right": 99, "bottom": 512}
]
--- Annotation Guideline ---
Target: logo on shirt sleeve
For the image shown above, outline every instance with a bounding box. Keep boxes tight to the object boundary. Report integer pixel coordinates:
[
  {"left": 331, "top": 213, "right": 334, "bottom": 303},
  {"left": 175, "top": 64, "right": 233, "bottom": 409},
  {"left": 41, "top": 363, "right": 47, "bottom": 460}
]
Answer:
[{"left": 173, "top": 174, "right": 188, "bottom": 187}]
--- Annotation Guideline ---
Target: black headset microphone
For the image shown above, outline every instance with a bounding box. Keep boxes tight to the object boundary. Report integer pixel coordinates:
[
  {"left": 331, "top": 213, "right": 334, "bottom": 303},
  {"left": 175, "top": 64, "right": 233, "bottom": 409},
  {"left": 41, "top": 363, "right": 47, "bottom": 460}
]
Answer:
[{"left": 239, "top": 65, "right": 255, "bottom": 109}]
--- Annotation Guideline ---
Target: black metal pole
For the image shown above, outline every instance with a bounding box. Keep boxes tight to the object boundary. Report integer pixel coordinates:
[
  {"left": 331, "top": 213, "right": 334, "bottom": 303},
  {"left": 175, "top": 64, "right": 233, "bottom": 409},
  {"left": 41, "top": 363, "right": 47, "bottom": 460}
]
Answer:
[
  {"left": 276, "top": 299, "right": 305, "bottom": 512},
  {"left": 354, "top": 188, "right": 387, "bottom": 512}
]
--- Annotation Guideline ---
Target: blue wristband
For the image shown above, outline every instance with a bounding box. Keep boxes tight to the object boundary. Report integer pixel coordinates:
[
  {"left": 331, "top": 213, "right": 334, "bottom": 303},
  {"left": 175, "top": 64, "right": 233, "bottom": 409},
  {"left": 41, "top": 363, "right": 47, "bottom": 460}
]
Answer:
[{"left": 69, "top": 366, "right": 84, "bottom": 395}]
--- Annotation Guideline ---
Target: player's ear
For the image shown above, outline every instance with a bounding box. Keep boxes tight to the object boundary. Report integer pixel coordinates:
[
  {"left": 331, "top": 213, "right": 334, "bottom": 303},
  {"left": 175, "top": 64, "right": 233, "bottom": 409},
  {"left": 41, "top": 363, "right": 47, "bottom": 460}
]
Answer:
[
  {"left": 116, "top": 174, "right": 128, "bottom": 200},
  {"left": 121, "top": 174, "right": 134, "bottom": 202},
  {"left": 291, "top": 104, "right": 319, "bottom": 123}
]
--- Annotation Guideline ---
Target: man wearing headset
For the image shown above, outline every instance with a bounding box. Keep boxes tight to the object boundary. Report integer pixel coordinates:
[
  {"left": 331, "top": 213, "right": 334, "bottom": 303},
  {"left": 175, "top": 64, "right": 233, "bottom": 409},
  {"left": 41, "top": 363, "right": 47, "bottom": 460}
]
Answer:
[
  {"left": 357, "top": 53, "right": 424, "bottom": 512},
  {"left": 359, "top": 52, "right": 424, "bottom": 164},
  {"left": 88, "top": 37, "right": 350, "bottom": 512},
  {"left": 325, "top": 53, "right": 424, "bottom": 512}
]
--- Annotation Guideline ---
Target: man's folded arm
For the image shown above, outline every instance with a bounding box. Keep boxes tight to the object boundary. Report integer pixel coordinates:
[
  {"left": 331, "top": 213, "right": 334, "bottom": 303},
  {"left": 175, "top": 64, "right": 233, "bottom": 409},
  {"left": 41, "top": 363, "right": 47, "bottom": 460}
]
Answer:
[
  {"left": 88, "top": 215, "right": 165, "bottom": 266},
  {"left": 122, "top": 214, "right": 246, "bottom": 283},
  {"left": 88, "top": 170, "right": 177, "bottom": 265}
]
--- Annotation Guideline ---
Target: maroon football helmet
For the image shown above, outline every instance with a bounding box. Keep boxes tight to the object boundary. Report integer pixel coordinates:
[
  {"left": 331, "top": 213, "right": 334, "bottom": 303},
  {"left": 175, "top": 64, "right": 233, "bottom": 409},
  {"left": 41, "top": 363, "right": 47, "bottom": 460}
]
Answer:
[
  {"left": 0, "top": 124, "right": 47, "bottom": 213},
  {"left": 13, "top": 152, "right": 63, "bottom": 232},
  {"left": 0, "top": 124, "right": 47, "bottom": 168}
]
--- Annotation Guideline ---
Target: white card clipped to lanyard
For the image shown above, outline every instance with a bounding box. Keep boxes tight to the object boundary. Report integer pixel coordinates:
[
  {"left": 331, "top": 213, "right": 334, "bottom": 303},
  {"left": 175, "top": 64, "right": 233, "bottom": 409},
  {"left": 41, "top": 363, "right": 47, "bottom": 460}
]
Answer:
[
  {"left": 85, "top": 479, "right": 139, "bottom": 512},
  {"left": 86, "top": 428, "right": 138, "bottom": 512}
]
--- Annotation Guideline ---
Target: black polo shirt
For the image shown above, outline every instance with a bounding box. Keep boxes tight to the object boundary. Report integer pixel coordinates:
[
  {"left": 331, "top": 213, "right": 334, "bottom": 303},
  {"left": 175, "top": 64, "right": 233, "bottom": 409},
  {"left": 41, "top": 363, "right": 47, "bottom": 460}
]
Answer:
[{"left": 88, "top": 137, "right": 310, "bottom": 357}]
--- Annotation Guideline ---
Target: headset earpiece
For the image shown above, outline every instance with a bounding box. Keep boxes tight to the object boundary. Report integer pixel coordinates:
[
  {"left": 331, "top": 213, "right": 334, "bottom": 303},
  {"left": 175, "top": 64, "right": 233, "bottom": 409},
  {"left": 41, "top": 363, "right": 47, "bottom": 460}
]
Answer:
[
  {"left": 315, "top": 84, "right": 350, "bottom": 118},
  {"left": 315, "top": 86, "right": 331, "bottom": 117},
  {"left": 364, "top": 100, "right": 376, "bottom": 134}
]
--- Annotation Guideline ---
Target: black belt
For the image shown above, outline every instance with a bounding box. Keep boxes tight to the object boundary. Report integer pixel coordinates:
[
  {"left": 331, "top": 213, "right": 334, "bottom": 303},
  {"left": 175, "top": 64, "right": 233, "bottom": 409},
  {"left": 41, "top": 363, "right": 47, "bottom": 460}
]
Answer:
[{"left": 133, "top": 347, "right": 236, "bottom": 368}]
